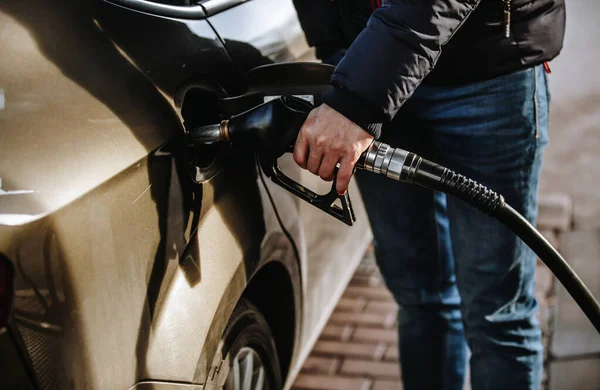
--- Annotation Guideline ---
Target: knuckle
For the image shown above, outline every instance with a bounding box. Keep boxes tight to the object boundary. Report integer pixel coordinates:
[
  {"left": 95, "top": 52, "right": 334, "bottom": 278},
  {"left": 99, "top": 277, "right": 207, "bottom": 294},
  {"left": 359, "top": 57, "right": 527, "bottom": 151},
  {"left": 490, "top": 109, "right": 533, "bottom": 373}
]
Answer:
[
  {"left": 315, "top": 136, "right": 328, "bottom": 148},
  {"left": 303, "top": 125, "right": 314, "bottom": 137},
  {"left": 299, "top": 128, "right": 311, "bottom": 142},
  {"left": 330, "top": 143, "right": 343, "bottom": 153}
]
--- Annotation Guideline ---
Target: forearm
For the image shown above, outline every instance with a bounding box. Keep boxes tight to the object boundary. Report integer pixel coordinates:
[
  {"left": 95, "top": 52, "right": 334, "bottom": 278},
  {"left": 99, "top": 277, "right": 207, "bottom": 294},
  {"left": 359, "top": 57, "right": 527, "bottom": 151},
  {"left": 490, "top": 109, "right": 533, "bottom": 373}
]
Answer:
[{"left": 323, "top": 0, "right": 482, "bottom": 136}]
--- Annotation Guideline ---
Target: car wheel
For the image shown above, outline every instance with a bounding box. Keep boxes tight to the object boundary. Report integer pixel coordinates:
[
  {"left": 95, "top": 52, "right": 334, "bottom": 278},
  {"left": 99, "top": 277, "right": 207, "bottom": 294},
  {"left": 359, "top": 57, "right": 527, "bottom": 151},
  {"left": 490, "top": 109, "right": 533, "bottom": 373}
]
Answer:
[{"left": 221, "top": 298, "right": 282, "bottom": 390}]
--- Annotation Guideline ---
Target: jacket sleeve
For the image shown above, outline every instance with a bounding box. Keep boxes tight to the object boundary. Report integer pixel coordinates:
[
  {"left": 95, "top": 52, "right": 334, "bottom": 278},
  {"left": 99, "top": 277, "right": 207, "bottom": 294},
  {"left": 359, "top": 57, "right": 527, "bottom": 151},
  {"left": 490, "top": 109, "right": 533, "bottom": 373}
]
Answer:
[
  {"left": 322, "top": 0, "right": 482, "bottom": 138},
  {"left": 292, "top": 0, "right": 344, "bottom": 60}
]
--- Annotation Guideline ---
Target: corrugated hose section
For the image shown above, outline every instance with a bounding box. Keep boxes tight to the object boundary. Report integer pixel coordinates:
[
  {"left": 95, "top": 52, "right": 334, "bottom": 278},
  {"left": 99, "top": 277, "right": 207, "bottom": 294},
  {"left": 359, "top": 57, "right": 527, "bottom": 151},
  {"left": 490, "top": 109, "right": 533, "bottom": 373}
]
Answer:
[{"left": 438, "top": 169, "right": 505, "bottom": 216}]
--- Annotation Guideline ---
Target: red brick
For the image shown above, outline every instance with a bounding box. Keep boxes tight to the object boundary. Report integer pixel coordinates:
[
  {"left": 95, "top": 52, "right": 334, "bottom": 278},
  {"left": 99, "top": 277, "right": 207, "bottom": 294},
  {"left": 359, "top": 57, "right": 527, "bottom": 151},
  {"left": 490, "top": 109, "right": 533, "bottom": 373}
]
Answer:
[
  {"left": 301, "top": 356, "right": 341, "bottom": 375},
  {"left": 351, "top": 274, "right": 383, "bottom": 287},
  {"left": 353, "top": 327, "right": 398, "bottom": 344},
  {"left": 535, "top": 264, "right": 554, "bottom": 294},
  {"left": 321, "top": 324, "right": 355, "bottom": 342},
  {"left": 312, "top": 340, "right": 386, "bottom": 361},
  {"left": 337, "top": 297, "right": 368, "bottom": 312},
  {"left": 344, "top": 286, "right": 394, "bottom": 302},
  {"left": 341, "top": 359, "right": 401, "bottom": 379},
  {"left": 372, "top": 380, "right": 403, "bottom": 390},
  {"left": 350, "top": 274, "right": 371, "bottom": 285},
  {"left": 539, "top": 229, "right": 560, "bottom": 249},
  {"left": 293, "top": 374, "right": 372, "bottom": 390},
  {"left": 536, "top": 291, "right": 551, "bottom": 326},
  {"left": 353, "top": 267, "right": 377, "bottom": 278},
  {"left": 330, "top": 311, "right": 396, "bottom": 329},
  {"left": 365, "top": 301, "right": 398, "bottom": 314},
  {"left": 537, "top": 193, "right": 573, "bottom": 232},
  {"left": 536, "top": 228, "right": 560, "bottom": 269},
  {"left": 384, "top": 346, "right": 399, "bottom": 362}
]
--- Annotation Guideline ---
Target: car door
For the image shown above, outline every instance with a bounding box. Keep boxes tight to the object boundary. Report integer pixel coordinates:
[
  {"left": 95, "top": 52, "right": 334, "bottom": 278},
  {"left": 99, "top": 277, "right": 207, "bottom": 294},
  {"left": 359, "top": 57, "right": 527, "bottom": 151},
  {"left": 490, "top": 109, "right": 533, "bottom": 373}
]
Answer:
[{"left": 202, "top": 0, "right": 373, "bottom": 380}]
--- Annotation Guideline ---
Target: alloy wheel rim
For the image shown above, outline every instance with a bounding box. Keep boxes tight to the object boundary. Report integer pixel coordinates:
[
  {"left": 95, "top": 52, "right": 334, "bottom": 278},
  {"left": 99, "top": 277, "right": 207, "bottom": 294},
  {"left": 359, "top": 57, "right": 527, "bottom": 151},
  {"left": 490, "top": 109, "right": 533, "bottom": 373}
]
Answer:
[{"left": 226, "top": 346, "right": 268, "bottom": 390}]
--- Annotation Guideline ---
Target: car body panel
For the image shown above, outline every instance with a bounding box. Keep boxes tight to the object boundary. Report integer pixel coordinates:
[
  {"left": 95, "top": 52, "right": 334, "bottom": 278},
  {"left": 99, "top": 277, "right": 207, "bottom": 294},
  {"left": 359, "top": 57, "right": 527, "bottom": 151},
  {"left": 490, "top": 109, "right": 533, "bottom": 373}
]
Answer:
[
  {"left": 0, "top": 2, "right": 297, "bottom": 387},
  {"left": 0, "top": 6, "right": 177, "bottom": 221},
  {"left": 205, "top": 1, "right": 372, "bottom": 386},
  {"left": 0, "top": 0, "right": 371, "bottom": 388},
  {"left": 0, "top": 143, "right": 298, "bottom": 389}
]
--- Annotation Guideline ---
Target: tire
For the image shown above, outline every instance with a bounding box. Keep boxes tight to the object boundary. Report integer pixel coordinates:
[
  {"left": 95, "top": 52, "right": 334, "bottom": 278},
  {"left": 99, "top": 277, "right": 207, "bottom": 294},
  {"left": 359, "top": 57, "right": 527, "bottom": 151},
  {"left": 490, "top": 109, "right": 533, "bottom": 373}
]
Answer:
[{"left": 220, "top": 298, "right": 282, "bottom": 390}]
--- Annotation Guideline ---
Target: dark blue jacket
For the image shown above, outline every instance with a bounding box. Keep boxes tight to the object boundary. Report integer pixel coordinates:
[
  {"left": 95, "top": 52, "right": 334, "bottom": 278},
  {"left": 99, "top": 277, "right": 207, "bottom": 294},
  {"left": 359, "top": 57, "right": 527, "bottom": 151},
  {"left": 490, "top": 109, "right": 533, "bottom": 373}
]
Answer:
[{"left": 293, "top": 0, "right": 565, "bottom": 138}]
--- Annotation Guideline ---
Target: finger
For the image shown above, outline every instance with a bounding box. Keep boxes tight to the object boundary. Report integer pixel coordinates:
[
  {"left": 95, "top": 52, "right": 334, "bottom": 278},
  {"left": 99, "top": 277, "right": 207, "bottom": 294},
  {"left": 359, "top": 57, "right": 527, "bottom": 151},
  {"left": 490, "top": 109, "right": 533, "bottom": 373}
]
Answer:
[
  {"left": 336, "top": 158, "right": 355, "bottom": 195},
  {"left": 307, "top": 149, "right": 324, "bottom": 176},
  {"left": 293, "top": 131, "right": 309, "bottom": 169},
  {"left": 293, "top": 108, "right": 319, "bottom": 169},
  {"left": 318, "top": 154, "right": 339, "bottom": 182}
]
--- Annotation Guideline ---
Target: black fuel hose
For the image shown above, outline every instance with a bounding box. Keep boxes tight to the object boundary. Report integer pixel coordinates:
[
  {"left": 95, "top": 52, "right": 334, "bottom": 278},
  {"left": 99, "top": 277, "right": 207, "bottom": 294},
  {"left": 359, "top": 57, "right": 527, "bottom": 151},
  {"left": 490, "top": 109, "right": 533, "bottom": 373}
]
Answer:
[
  {"left": 495, "top": 204, "right": 600, "bottom": 334},
  {"left": 359, "top": 141, "right": 600, "bottom": 333},
  {"left": 189, "top": 97, "right": 600, "bottom": 334},
  {"left": 441, "top": 165, "right": 600, "bottom": 333}
]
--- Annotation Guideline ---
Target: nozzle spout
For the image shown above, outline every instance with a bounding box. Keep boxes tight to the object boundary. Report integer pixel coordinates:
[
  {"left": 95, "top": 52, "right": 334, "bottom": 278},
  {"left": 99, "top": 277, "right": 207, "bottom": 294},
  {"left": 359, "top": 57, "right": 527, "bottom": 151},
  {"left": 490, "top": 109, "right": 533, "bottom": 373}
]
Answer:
[{"left": 188, "top": 121, "right": 229, "bottom": 143}]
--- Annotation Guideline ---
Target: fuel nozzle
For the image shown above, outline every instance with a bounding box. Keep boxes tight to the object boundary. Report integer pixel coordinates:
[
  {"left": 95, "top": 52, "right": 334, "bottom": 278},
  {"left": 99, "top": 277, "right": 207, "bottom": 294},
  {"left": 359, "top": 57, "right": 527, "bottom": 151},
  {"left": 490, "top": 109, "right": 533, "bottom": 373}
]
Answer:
[
  {"left": 189, "top": 96, "right": 505, "bottom": 218},
  {"left": 188, "top": 96, "right": 357, "bottom": 226},
  {"left": 189, "top": 95, "right": 312, "bottom": 150}
]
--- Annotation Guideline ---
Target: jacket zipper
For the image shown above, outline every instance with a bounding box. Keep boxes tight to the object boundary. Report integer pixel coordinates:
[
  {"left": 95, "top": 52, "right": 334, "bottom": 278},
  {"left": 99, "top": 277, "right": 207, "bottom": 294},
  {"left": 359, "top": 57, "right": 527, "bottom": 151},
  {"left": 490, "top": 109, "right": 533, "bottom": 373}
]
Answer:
[{"left": 503, "top": 0, "right": 511, "bottom": 38}]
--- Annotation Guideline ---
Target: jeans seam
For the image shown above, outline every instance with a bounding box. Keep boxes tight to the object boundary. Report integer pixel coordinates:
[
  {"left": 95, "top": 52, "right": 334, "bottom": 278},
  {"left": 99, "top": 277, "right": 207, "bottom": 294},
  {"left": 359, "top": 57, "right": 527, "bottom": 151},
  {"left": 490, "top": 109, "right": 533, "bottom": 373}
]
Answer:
[
  {"left": 506, "top": 66, "right": 541, "bottom": 320},
  {"left": 508, "top": 67, "right": 540, "bottom": 318},
  {"left": 433, "top": 191, "right": 443, "bottom": 302},
  {"left": 534, "top": 65, "right": 540, "bottom": 140},
  {"left": 485, "top": 67, "right": 540, "bottom": 323}
]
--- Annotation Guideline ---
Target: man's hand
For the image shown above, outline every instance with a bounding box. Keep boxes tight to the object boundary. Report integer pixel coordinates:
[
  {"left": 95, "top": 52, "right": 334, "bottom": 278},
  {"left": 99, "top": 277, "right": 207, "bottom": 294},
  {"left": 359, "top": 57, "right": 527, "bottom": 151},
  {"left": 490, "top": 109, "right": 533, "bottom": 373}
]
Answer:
[{"left": 293, "top": 104, "right": 374, "bottom": 195}]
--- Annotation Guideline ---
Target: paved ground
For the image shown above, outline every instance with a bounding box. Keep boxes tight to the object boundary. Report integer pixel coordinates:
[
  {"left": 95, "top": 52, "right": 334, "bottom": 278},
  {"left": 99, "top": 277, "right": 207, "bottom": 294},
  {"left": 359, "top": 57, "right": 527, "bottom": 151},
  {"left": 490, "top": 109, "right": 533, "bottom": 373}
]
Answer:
[
  {"left": 292, "top": 249, "right": 402, "bottom": 390},
  {"left": 292, "top": 243, "right": 560, "bottom": 390}
]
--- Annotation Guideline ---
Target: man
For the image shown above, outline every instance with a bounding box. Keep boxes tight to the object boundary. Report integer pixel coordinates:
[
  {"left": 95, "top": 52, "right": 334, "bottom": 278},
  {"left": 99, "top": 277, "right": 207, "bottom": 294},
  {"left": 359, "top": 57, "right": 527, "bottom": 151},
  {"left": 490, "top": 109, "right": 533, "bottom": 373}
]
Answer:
[{"left": 292, "top": 1, "right": 565, "bottom": 389}]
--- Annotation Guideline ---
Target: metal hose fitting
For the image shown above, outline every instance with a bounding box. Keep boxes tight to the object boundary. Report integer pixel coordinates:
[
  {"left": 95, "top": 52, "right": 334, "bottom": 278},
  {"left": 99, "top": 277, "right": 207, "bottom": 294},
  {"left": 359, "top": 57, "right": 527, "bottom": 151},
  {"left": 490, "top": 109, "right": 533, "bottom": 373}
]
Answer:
[
  {"left": 357, "top": 141, "right": 505, "bottom": 216},
  {"left": 358, "top": 141, "right": 411, "bottom": 181},
  {"left": 188, "top": 120, "right": 229, "bottom": 143}
]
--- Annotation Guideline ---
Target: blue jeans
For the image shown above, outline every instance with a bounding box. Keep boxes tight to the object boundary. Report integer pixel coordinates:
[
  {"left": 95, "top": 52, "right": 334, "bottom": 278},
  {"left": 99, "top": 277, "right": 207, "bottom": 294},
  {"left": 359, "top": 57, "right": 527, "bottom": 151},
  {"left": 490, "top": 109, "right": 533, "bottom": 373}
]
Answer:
[{"left": 355, "top": 65, "right": 549, "bottom": 390}]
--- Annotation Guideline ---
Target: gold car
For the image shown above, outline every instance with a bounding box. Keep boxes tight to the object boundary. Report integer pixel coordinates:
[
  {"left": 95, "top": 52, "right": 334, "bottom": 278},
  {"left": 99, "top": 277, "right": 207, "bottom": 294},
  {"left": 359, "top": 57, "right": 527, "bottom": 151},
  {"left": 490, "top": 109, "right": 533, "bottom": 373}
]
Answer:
[{"left": 0, "top": 0, "right": 371, "bottom": 389}]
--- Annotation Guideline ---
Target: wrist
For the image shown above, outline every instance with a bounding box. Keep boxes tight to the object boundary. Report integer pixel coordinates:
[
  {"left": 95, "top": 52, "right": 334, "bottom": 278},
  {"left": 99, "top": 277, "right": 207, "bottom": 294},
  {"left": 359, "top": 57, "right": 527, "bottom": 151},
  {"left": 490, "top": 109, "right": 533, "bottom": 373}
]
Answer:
[{"left": 321, "top": 87, "right": 385, "bottom": 139}]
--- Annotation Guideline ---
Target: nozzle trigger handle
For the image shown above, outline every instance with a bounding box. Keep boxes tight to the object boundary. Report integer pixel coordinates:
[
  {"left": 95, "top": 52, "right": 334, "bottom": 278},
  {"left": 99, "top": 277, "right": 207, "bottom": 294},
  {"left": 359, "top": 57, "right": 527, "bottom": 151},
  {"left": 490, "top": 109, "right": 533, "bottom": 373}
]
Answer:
[{"left": 258, "top": 96, "right": 356, "bottom": 226}]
